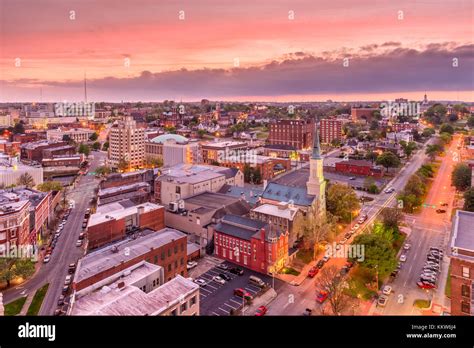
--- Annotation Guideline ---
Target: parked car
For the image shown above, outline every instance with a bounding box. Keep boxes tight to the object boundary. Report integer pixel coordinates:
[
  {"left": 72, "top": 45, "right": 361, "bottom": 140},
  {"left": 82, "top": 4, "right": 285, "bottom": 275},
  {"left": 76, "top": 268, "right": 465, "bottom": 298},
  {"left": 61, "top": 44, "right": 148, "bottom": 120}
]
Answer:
[
  {"left": 417, "top": 281, "right": 436, "bottom": 289},
  {"left": 219, "top": 273, "right": 231, "bottom": 281},
  {"left": 390, "top": 270, "right": 399, "bottom": 278},
  {"left": 234, "top": 288, "right": 253, "bottom": 301},
  {"left": 54, "top": 309, "right": 64, "bottom": 316},
  {"left": 403, "top": 243, "right": 411, "bottom": 250},
  {"left": 64, "top": 275, "right": 72, "bottom": 285},
  {"left": 316, "top": 260, "right": 325, "bottom": 269},
  {"left": 303, "top": 308, "right": 312, "bottom": 316},
  {"left": 194, "top": 279, "right": 206, "bottom": 287},
  {"left": 229, "top": 267, "right": 244, "bottom": 276},
  {"left": 344, "top": 232, "right": 352, "bottom": 239},
  {"left": 57, "top": 295, "right": 65, "bottom": 306},
  {"left": 435, "top": 209, "right": 446, "bottom": 214},
  {"left": 440, "top": 202, "right": 448, "bottom": 207},
  {"left": 43, "top": 255, "right": 51, "bottom": 263},
  {"left": 322, "top": 255, "right": 330, "bottom": 263},
  {"left": 316, "top": 290, "right": 329, "bottom": 304},
  {"left": 377, "top": 295, "right": 388, "bottom": 307},
  {"left": 349, "top": 177, "right": 356, "bottom": 180},
  {"left": 62, "top": 285, "right": 69, "bottom": 294},
  {"left": 399, "top": 254, "right": 407, "bottom": 262},
  {"left": 354, "top": 224, "right": 360, "bottom": 229},
  {"left": 255, "top": 306, "right": 267, "bottom": 316},
  {"left": 308, "top": 267, "right": 319, "bottom": 278},
  {"left": 212, "top": 276, "right": 226, "bottom": 285},
  {"left": 384, "top": 187, "right": 395, "bottom": 193},
  {"left": 217, "top": 263, "right": 229, "bottom": 271},
  {"left": 68, "top": 263, "right": 76, "bottom": 274},
  {"left": 186, "top": 261, "right": 198, "bottom": 270}
]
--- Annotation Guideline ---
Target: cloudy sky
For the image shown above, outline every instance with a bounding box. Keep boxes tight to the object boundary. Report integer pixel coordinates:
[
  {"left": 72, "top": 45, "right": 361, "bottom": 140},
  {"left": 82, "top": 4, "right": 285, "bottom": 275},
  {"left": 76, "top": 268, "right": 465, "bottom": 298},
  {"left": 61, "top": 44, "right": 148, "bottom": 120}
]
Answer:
[{"left": 0, "top": 0, "right": 473, "bottom": 102}]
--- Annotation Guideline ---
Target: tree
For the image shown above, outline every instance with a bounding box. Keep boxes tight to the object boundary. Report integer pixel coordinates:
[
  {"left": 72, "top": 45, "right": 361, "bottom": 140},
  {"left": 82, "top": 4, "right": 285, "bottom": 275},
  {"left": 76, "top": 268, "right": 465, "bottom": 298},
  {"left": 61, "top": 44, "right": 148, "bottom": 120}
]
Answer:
[
  {"left": 451, "top": 163, "right": 472, "bottom": 191},
  {"left": 117, "top": 158, "right": 130, "bottom": 172},
  {"left": 197, "top": 129, "right": 206, "bottom": 138},
  {"left": 365, "top": 150, "right": 378, "bottom": 163},
  {"left": 399, "top": 141, "right": 417, "bottom": 159},
  {"left": 422, "top": 127, "right": 435, "bottom": 138},
  {"left": 12, "top": 122, "right": 25, "bottom": 134},
  {"left": 439, "top": 123, "right": 454, "bottom": 135},
  {"left": 17, "top": 173, "right": 35, "bottom": 188},
  {"left": 0, "top": 258, "right": 35, "bottom": 287},
  {"left": 326, "top": 184, "right": 361, "bottom": 223},
  {"left": 317, "top": 265, "right": 351, "bottom": 316},
  {"left": 95, "top": 165, "right": 112, "bottom": 176},
  {"left": 439, "top": 132, "right": 452, "bottom": 145},
  {"left": 89, "top": 132, "right": 98, "bottom": 141},
  {"left": 145, "top": 157, "right": 163, "bottom": 168},
  {"left": 78, "top": 143, "right": 90, "bottom": 157},
  {"left": 376, "top": 151, "right": 400, "bottom": 171},
  {"left": 467, "top": 116, "right": 474, "bottom": 128},
  {"left": 425, "top": 143, "right": 443, "bottom": 161},
  {"left": 351, "top": 234, "right": 397, "bottom": 280},
  {"left": 424, "top": 104, "right": 447, "bottom": 125},
  {"left": 92, "top": 141, "right": 101, "bottom": 150},
  {"left": 380, "top": 207, "right": 403, "bottom": 230},
  {"left": 463, "top": 188, "right": 474, "bottom": 212},
  {"left": 37, "top": 181, "right": 62, "bottom": 192},
  {"left": 102, "top": 141, "right": 109, "bottom": 151}
]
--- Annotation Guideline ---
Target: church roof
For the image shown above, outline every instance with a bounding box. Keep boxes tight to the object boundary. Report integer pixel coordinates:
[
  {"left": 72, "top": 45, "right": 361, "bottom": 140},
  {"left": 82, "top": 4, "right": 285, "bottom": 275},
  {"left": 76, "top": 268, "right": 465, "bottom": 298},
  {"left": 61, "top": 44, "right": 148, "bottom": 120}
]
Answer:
[{"left": 262, "top": 182, "right": 314, "bottom": 207}]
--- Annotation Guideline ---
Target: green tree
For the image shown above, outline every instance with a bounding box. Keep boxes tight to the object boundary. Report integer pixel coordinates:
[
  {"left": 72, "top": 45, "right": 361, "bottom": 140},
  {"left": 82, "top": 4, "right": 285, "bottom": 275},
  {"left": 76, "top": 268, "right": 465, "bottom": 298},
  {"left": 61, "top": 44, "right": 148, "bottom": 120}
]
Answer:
[
  {"left": 197, "top": 129, "right": 206, "bottom": 138},
  {"left": 422, "top": 127, "right": 435, "bottom": 138},
  {"left": 424, "top": 104, "right": 447, "bottom": 125},
  {"left": 375, "top": 151, "right": 401, "bottom": 171},
  {"left": 78, "top": 143, "right": 90, "bottom": 157},
  {"left": 12, "top": 122, "right": 25, "bottom": 134},
  {"left": 102, "top": 141, "right": 109, "bottom": 151},
  {"left": 439, "top": 132, "right": 452, "bottom": 145},
  {"left": 350, "top": 234, "right": 397, "bottom": 279},
  {"left": 463, "top": 188, "right": 474, "bottom": 212},
  {"left": 117, "top": 158, "right": 130, "bottom": 172},
  {"left": 425, "top": 143, "right": 443, "bottom": 161},
  {"left": 326, "top": 184, "right": 361, "bottom": 223},
  {"left": 36, "top": 181, "right": 62, "bottom": 192},
  {"left": 467, "top": 116, "right": 474, "bottom": 128},
  {"left": 399, "top": 140, "right": 417, "bottom": 159},
  {"left": 380, "top": 207, "right": 403, "bottom": 230},
  {"left": 62, "top": 134, "right": 72, "bottom": 143},
  {"left": 0, "top": 259, "right": 35, "bottom": 287},
  {"left": 145, "top": 157, "right": 163, "bottom": 168},
  {"left": 92, "top": 142, "right": 101, "bottom": 150},
  {"left": 451, "top": 163, "right": 472, "bottom": 191},
  {"left": 365, "top": 150, "right": 378, "bottom": 163},
  {"left": 89, "top": 132, "right": 98, "bottom": 141},
  {"left": 95, "top": 165, "right": 112, "bottom": 176},
  {"left": 439, "top": 123, "right": 454, "bottom": 135},
  {"left": 16, "top": 173, "right": 35, "bottom": 188}
]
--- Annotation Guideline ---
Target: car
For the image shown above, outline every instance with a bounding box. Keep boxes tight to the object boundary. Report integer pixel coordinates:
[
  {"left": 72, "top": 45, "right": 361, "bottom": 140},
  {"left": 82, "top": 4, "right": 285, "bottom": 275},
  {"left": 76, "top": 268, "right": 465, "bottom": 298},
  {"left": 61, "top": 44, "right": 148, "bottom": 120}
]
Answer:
[
  {"left": 53, "top": 309, "right": 64, "bottom": 316},
  {"left": 349, "top": 177, "right": 356, "bottom": 180},
  {"left": 354, "top": 224, "right": 360, "bottom": 230},
  {"left": 308, "top": 267, "right": 319, "bottom": 278},
  {"left": 316, "top": 260, "right": 325, "bottom": 269},
  {"left": 255, "top": 306, "right": 267, "bottom": 316},
  {"left": 322, "top": 255, "right": 330, "bottom": 263},
  {"left": 420, "top": 277, "right": 437, "bottom": 283},
  {"left": 399, "top": 255, "right": 407, "bottom": 262},
  {"left": 46, "top": 247, "right": 53, "bottom": 254},
  {"left": 423, "top": 267, "right": 439, "bottom": 273},
  {"left": 390, "top": 270, "right": 399, "bottom": 278},
  {"left": 64, "top": 275, "right": 72, "bottom": 285},
  {"left": 429, "top": 247, "right": 443, "bottom": 252},
  {"left": 358, "top": 214, "right": 367, "bottom": 223},
  {"left": 396, "top": 262, "right": 403, "bottom": 270},
  {"left": 186, "top": 261, "right": 198, "bottom": 270},
  {"left": 436, "top": 209, "right": 446, "bottom": 214},
  {"left": 212, "top": 276, "right": 226, "bottom": 285},
  {"left": 62, "top": 285, "right": 69, "bottom": 294},
  {"left": 403, "top": 244, "right": 411, "bottom": 250},
  {"left": 316, "top": 290, "right": 329, "bottom": 303},
  {"left": 384, "top": 187, "right": 395, "bottom": 193},
  {"left": 421, "top": 272, "right": 437, "bottom": 278},
  {"left": 78, "top": 232, "right": 85, "bottom": 240},
  {"left": 340, "top": 266, "right": 349, "bottom": 275},
  {"left": 382, "top": 285, "right": 392, "bottom": 295},
  {"left": 440, "top": 203, "right": 448, "bottom": 207},
  {"left": 377, "top": 295, "right": 388, "bottom": 307},
  {"left": 234, "top": 288, "right": 253, "bottom": 301},
  {"left": 194, "top": 279, "right": 206, "bottom": 287},
  {"left": 68, "top": 263, "right": 76, "bottom": 273},
  {"left": 344, "top": 232, "right": 352, "bottom": 239},
  {"left": 217, "top": 263, "right": 229, "bottom": 271},
  {"left": 303, "top": 308, "right": 312, "bottom": 316},
  {"left": 55, "top": 232, "right": 61, "bottom": 238},
  {"left": 427, "top": 256, "right": 440, "bottom": 263},
  {"left": 57, "top": 295, "right": 65, "bottom": 306},
  {"left": 43, "top": 255, "right": 51, "bottom": 263},
  {"left": 229, "top": 267, "right": 244, "bottom": 276},
  {"left": 76, "top": 240, "right": 83, "bottom": 247},
  {"left": 417, "top": 281, "right": 436, "bottom": 289},
  {"left": 218, "top": 273, "right": 231, "bottom": 281}
]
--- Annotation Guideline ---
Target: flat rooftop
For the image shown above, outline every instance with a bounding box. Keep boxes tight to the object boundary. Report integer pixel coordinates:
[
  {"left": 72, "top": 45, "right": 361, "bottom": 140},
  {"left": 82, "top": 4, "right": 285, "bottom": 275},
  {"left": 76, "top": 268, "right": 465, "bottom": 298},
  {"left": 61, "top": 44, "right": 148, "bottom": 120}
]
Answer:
[
  {"left": 158, "top": 164, "right": 236, "bottom": 184},
  {"left": 75, "top": 228, "right": 186, "bottom": 284},
  {"left": 89, "top": 201, "right": 163, "bottom": 227},
  {"left": 451, "top": 210, "right": 474, "bottom": 259},
  {"left": 252, "top": 203, "right": 298, "bottom": 220}
]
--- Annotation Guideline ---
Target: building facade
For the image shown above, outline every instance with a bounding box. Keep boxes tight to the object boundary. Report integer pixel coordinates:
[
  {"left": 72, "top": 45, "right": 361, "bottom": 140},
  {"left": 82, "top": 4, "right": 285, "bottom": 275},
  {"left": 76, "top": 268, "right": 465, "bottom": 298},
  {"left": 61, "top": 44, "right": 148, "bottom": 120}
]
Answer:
[
  {"left": 268, "top": 119, "right": 314, "bottom": 150},
  {"left": 108, "top": 116, "right": 145, "bottom": 169},
  {"left": 320, "top": 119, "right": 343, "bottom": 145}
]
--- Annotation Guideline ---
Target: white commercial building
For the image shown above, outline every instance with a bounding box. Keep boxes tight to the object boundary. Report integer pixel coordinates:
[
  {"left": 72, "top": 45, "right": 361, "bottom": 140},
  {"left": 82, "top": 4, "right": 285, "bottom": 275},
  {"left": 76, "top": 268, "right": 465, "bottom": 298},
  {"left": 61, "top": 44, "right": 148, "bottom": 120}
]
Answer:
[
  {"left": 109, "top": 116, "right": 145, "bottom": 169},
  {"left": 0, "top": 155, "right": 43, "bottom": 187}
]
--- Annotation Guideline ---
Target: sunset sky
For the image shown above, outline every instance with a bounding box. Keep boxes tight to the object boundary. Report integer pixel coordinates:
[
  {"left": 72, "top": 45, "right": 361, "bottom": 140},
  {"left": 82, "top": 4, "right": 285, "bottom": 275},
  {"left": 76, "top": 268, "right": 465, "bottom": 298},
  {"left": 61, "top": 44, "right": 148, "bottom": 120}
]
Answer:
[{"left": 0, "top": 0, "right": 473, "bottom": 102}]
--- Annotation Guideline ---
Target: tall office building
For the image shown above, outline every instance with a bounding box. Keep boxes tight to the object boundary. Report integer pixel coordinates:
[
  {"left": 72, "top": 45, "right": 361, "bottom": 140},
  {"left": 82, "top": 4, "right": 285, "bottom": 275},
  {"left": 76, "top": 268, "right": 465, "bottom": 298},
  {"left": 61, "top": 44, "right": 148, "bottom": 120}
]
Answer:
[
  {"left": 108, "top": 116, "right": 145, "bottom": 170},
  {"left": 267, "top": 119, "right": 314, "bottom": 150}
]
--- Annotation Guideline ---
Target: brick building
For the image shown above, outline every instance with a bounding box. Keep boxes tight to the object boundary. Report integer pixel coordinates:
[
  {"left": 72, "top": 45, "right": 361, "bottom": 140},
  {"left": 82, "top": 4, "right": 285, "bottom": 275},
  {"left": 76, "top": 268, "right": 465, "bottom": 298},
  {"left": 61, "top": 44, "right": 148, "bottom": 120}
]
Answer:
[
  {"left": 351, "top": 107, "right": 378, "bottom": 123},
  {"left": 449, "top": 210, "right": 474, "bottom": 316},
  {"left": 320, "top": 119, "right": 343, "bottom": 144},
  {"left": 20, "top": 141, "right": 68, "bottom": 162},
  {"left": 213, "top": 214, "right": 289, "bottom": 275},
  {"left": 335, "top": 159, "right": 385, "bottom": 178},
  {"left": 87, "top": 201, "right": 165, "bottom": 250},
  {"left": 99, "top": 169, "right": 154, "bottom": 190},
  {"left": 220, "top": 155, "right": 291, "bottom": 182},
  {"left": 268, "top": 119, "right": 314, "bottom": 150},
  {"left": 0, "top": 198, "right": 31, "bottom": 249},
  {"left": 74, "top": 228, "right": 188, "bottom": 291}
]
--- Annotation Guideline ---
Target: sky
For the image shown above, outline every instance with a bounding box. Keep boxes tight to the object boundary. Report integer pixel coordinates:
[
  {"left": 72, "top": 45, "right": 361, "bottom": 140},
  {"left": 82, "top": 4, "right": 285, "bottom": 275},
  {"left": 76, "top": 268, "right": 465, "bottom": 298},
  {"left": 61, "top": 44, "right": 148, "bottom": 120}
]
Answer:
[{"left": 0, "top": 0, "right": 473, "bottom": 102}]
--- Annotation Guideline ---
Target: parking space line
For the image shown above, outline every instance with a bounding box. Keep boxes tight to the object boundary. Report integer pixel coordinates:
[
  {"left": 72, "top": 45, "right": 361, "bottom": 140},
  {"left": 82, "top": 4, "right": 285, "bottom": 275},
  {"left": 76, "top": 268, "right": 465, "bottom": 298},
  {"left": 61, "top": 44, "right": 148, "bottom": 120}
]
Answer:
[
  {"left": 224, "top": 302, "right": 238, "bottom": 310},
  {"left": 217, "top": 307, "right": 229, "bottom": 315},
  {"left": 207, "top": 270, "right": 220, "bottom": 276},
  {"left": 200, "top": 274, "right": 214, "bottom": 281},
  {"left": 244, "top": 287, "right": 257, "bottom": 294},
  {"left": 206, "top": 283, "right": 218, "bottom": 290},
  {"left": 211, "top": 312, "right": 220, "bottom": 316},
  {"left": 200, "top": 287, "right": 213, "bottom": 294},
  {"left": 230, "top": 298, "right": 242, "bottom": 306},
  {"left": 246, "top": 285, "right": 260, "bottom": 291}
]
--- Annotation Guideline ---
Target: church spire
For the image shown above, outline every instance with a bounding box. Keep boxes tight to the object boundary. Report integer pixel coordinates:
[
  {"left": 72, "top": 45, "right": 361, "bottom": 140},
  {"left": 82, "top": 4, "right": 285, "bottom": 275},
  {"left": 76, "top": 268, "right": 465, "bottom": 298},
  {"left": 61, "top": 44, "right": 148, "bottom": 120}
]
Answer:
[{"left": 312, "top": 121, "right": 322, "bottom": 160}]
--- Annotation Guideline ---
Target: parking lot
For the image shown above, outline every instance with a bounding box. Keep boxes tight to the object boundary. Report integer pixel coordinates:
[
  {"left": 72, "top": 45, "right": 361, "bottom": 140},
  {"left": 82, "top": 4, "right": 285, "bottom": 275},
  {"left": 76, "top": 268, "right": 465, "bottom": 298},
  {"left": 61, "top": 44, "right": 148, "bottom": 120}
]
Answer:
[{"left": 197, "top": 261, "right": 284, "bottom": 316}]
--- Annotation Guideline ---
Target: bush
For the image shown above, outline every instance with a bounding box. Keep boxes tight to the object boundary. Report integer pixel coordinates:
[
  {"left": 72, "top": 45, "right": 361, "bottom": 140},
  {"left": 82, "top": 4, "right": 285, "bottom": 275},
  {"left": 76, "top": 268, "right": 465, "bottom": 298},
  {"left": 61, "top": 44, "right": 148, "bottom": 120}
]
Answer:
[{"left": 414, "top": 299, "right": 431, "bottom": 309}]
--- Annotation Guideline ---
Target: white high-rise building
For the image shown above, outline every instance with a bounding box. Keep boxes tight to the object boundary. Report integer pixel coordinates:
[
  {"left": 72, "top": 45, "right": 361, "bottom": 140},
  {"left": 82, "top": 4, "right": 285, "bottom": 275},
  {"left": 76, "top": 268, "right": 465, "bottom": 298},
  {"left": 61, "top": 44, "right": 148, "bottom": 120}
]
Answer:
[{"left": 108, "top": 116, "right": 145, "bottom": 170}]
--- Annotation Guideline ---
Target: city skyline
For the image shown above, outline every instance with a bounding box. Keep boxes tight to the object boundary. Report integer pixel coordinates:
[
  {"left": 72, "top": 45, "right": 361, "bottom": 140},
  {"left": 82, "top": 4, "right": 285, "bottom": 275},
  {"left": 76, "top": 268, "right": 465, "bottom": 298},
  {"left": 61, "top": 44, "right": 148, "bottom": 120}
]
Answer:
[{"left": 1, "top": 0, "right": 473, "bottom": 102}]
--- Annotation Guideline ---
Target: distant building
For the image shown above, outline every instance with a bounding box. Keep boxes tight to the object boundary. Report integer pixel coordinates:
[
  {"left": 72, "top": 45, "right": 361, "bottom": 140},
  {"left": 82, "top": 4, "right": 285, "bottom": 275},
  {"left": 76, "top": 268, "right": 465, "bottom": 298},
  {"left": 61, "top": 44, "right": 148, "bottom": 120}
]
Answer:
[
  {"left": 351, "top": 107, "right": 378, "bottom": 123},
  {"left": 386, "top": 131, "right": 414, "bottom": 144},
  {"left": 87, "top": 200, "right": 165, "bottom": 250},
  {"left": 335, "top": 159, "right": 385, "bottom": 178},
  {"left": 98, "top": 182, "right": 151, "bottom": 206},
  {"left": 219, "top": 155, "right": 291, "bottom": 182},
  {"left": 449, "top": 210, "right": 474, "bottom": 316},
  {"left": 155, "top": 164, "right": 244, "bottom": 205},
  {"left": 42, "top": 155, "right": 83, "bottom": 168},
  {"left": 145, "top": 134, "right": 200, "bottom": 167},
  {"left": 0, "top": 195, "right": 31, "bottom": 248},
  {"left": 99, "top": 169, "right": 154, "bottom": 190},
  {"left": 391, "top": 122, "right": 418, "bottom": 133},
  {"left": 20, "top": 140, "right": 68, "bottom": 162},
  {"left": 320, "top": 119, "right": 343, "bottom": 145},
  {"left": 74, "top": 228, "right": 188, "bottom": 291},
  {"left": 201, "top": 141, "right": 247, "bottom": 165},
  {"left": 0, "top": 140, "right": 21, "bottom": 157},
  {"left": 46, "top": 128, "right": 95, "bottom": 143},
  {"left": 268, "top": 119, "right": 314, "bottom": 150},
  {"left": 213, "top": 214, "right": 289, "bottom": 275},
  {"left": 262, "top": 144, "right": 297, "bottom": 159},
  {"left": 108, "top": 116, "right": 145, "bottom": 169},
  {"left": 0, "top": 155, "right": 43, "bottom": 187}
]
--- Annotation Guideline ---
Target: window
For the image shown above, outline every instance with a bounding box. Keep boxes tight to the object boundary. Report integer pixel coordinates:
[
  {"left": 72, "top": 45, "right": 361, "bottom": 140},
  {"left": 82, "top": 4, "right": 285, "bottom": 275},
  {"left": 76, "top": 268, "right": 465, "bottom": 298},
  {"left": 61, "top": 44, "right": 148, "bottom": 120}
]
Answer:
[
  {"left": 180, "top": 257, "right": 184, "bottom": 265},
  {"left": 461, "top": 301, "right": 470, "bottom": 314},
  {"left": 174, "top": 245, "right": 178, "bottom": 254},
  {"left": 168, "top": 264, "right": 172, "bottom": 271},
  {"left": 170, "top": 308, "right": 177, "bottom": 316},
  {"left": 154, "top": 255, "right": 158, "bottom": 264},
  {"left": 174, "top": 260, "right": 178, "bottom": 268},
  {"left": 180, "top": 302, "right": 187, "bottom": 312},
  {"left": 190, "top": 296, "right": 197, "bottom": 306},
  {"left": 181, "top": 243, "right": 185, "bottom": 252},
  {"left": 462, "top": 267, "right": 470, "bottom": 278},
  {"left": 168, "top": 248, "right": 172, "bottom": 257},
  {"left": 461, "top": 284, "right": 470, "bottom": 297},
  {"left": 161, "top": 251, "right": 165, "bottom": 260}
]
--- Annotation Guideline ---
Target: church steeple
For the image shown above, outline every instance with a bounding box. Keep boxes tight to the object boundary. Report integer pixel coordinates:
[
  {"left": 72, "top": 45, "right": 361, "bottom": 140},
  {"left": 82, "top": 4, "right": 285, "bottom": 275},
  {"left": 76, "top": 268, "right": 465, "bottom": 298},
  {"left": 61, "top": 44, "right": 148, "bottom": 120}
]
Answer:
[{"left": 312, "top": 121, "right": 322, "bottom": 160}]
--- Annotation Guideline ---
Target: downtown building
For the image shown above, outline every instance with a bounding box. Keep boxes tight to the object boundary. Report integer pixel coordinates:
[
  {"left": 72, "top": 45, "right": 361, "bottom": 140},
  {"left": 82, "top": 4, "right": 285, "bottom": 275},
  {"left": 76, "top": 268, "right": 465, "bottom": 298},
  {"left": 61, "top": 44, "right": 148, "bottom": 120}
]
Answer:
[
  {"left": 319, "top": 119, "right": 343, "bottom": 145},
  {"left": 108, "top": 116, "right": 145, "bottom": 170},
  {"left": 145, "top": 134, "right": 200, "bottom": 167},
  {"left": 267, "top": 119, "right": 314, "bottom": 150}
]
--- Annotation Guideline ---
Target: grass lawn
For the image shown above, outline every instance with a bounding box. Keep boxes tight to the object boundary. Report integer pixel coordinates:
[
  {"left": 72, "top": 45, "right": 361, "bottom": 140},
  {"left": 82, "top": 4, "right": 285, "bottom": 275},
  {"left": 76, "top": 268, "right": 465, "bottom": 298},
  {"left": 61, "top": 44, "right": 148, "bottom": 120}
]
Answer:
[
  {"left": 414, "top": 299, "right": 431, "bottom": 309},
  {"left": 280, "top": 267, "right": 300, "bottom": 276},
  {"left": 26, "top": 283, "right": 49, "bottom": 316},
  {"left": 346, "top": 267, "right": 377, "bottom": 300},
  {"left": 296, "top": 249, "right": 313, "bottom": 264},
  {"left": 445, "top": 264, "right": 451, "bottom": 298},
  {"left": 4, "top": 297, "right": 27, "bottom": 316}
]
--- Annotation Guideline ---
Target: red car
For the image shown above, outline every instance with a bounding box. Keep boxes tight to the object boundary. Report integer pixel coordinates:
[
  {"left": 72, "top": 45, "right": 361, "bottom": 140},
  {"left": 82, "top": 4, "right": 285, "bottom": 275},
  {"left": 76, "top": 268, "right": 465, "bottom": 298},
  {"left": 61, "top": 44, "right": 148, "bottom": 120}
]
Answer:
[
  {"left": 255, "top": 306, "right": 267, "bottom": 316},
  {"left": 417, "top": 281, "right": 436, "bottom": 289},
  {"left": 316, "top": 290, "right": 329, "bottom": 303},
  {"left": 308, "top": 267, "right": 319, "bottom": 278},
  {"left": 234, "top": 288, "right": 253, "bottom": 301}
]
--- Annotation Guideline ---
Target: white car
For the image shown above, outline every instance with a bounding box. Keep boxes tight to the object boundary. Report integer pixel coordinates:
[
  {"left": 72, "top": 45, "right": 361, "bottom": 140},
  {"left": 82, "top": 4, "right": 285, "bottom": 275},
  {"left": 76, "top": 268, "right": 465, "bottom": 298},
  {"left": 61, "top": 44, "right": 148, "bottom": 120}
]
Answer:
[
  {"left": 382, "top": 285, "right": 392, "bottom": 295},
  {"left": 76, "top": 240, "right": 83, "bottom": 247},
  {"left": 399, "top": 254, "right": 407, "bottom": 262},
  {"left": 354, "top": 224, "right": 360, "bottom": 230},
  {"left": 403, "top": 243, "right": 411, "bottom": 250},
  {"left": 187, "top": 261, "right": 198, "bottom": 270},
  {"left": 384, "top": 187, "right": 395, "bottom": 194},
  {"left": 212, "top": 276, "right": 226, "bottom": 285},
  {"left": 64, "top": 275, "right": 72, "bottom": 285},
  {"left": 43, "top": 255, "right": 51, "bottom": 263},
  {"left": 377, "top": 295, "right": 388, "bottom": 307},
  {"left": 194, "top": 279, "right": 206, "bottom": 287}
]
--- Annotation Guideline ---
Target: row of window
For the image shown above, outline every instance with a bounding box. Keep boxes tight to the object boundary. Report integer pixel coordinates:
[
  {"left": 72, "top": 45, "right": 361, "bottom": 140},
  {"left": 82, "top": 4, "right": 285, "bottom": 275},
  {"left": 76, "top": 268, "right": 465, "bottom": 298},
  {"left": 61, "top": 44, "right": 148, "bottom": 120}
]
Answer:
[{"left": 170, "top": 295, "right": 197, "bottom": 316}]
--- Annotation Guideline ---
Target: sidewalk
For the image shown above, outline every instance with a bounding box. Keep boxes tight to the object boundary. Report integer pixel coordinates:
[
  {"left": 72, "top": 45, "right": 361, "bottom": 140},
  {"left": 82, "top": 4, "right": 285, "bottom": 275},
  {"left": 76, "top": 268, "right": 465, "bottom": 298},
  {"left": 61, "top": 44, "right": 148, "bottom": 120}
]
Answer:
[
  {"left": 243, "top": 288, "right": 277, "bottom": 316},
  {"left": 18, "top": 291, "right": 35, "bottom": 316},
  {"left": 274, "top": 260, "right": 316, "bottom": 286}
]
